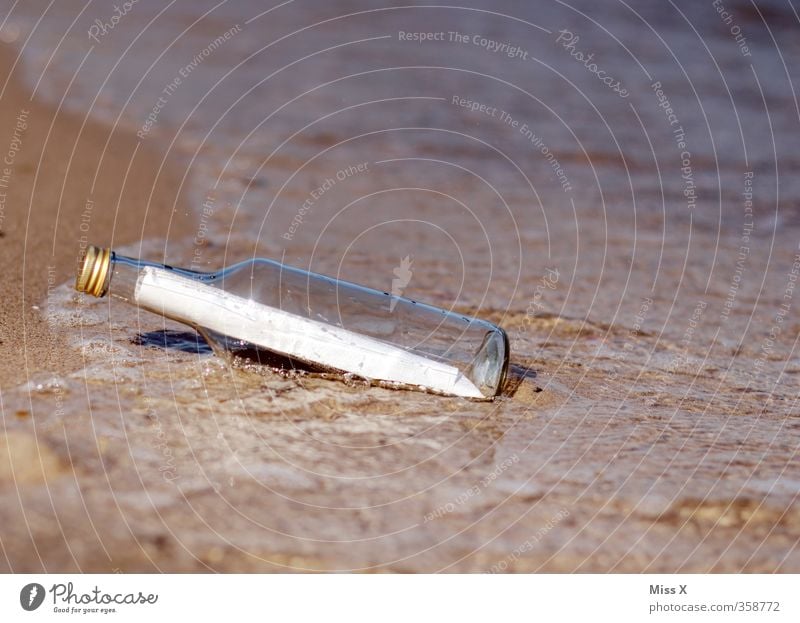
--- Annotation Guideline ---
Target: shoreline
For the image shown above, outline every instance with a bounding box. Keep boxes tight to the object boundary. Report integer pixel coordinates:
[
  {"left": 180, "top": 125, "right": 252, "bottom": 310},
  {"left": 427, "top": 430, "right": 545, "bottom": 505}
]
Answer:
[
  {"left": 0, "top": 43, "right": 195, "bottom": 389},
  {"left": 0, "top": 1, "right": 797, "bottom": 574}
]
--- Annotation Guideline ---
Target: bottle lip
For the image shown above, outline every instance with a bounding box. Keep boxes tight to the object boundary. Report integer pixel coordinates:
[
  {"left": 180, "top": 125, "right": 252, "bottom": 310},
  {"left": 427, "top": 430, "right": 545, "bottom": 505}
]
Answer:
[{"left": 75, "top": 245, "right": 111, "bottom": 297}]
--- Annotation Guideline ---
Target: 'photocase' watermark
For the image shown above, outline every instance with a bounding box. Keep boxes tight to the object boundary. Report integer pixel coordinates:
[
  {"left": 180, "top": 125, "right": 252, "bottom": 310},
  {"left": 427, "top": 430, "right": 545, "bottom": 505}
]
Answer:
[
  {"left": 87, "top": 0, "right": 139, "bottom": 44},
  {"left": 555, "top": 30, "right": 628, "bottom": 98},
  {"left": 596, "top": 295, "right": 654, "bottom": 400},
  {"left": 140, "top": 395, "right": 179, "bottom": 483},
  {"left": 514, "top": 267, "right": 560, "bottom": 350}
]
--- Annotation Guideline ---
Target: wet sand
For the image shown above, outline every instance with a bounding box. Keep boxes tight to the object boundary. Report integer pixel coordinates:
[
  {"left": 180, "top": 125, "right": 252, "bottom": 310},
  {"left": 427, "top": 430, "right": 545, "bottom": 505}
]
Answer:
[
  {"left": 0, "top": 1, "right": 798, "bottom": 573},
  {"left": 0, "top": 45, "right": 193, "bottom": 386}
]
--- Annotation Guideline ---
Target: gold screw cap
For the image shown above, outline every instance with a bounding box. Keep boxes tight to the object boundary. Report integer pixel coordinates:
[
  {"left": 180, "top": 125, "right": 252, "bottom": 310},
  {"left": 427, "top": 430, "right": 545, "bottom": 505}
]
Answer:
[{"left": 75, "top": 245, "right": 111, "bottom": 297}]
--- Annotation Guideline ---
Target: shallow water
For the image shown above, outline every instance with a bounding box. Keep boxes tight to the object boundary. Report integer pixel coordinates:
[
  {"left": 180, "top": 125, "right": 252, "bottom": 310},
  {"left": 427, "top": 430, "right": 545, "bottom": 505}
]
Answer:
[{"left": 1, "top": 0, "right": 799, "bottom": 571}]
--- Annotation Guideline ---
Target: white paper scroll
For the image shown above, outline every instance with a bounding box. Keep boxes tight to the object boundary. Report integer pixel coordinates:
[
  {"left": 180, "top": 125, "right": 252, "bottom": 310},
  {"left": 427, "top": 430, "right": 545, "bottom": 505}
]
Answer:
[{"left": 135, "top": 267, "right": 483, "bottom": 398}]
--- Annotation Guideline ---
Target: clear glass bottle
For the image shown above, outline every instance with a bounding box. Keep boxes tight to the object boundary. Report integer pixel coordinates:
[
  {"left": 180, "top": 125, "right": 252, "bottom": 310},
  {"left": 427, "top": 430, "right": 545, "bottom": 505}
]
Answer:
[{"left": 75, "top": 245, "right": 509, "bottom": 398}]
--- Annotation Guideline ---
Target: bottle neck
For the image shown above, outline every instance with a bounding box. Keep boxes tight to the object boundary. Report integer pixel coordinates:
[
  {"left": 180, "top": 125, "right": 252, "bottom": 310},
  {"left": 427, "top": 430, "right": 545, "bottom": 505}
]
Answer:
[{"left": 106, "top": 253, "right": 214, "bottom": 303}]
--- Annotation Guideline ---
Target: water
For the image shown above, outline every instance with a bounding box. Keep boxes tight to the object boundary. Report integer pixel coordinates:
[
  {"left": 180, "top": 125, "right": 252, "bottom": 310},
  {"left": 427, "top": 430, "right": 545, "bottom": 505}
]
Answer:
[{"left": 2, "top": 0, "right": 799, "bottom": 571}]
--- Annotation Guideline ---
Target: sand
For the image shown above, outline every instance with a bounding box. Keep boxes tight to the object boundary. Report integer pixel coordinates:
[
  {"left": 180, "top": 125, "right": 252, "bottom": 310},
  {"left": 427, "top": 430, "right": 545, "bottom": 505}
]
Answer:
[
  {"left": 0, "top": 44, "right": 193, "bottom": 386},
  {"left": 0, "top": 2, "right": 798, "bottom": 573}
]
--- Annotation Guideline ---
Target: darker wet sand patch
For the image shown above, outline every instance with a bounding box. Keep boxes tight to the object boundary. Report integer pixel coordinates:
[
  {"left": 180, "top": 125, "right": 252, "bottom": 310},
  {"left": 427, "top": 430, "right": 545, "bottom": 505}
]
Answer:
[{"left": 653, "top": 497, "right": 800, "bottom": 530}]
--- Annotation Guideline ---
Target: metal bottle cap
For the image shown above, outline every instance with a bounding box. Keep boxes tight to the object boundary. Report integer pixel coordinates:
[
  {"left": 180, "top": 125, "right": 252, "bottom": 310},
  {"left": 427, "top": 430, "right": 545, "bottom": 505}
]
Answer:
[{"left": 75, "top": 245, "right": 111, "bottom": 297}]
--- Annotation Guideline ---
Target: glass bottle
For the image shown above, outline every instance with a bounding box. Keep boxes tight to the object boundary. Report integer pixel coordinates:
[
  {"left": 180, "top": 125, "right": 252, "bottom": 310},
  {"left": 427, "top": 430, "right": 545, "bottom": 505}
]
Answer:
[{"left": 75, "top": 245, "right": 509, "bottom": 398}]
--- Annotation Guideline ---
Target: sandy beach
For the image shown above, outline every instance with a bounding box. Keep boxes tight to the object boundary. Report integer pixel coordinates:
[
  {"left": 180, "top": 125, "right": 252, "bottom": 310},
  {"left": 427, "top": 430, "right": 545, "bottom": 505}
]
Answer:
[
  {"left": 0, "top": 0, "right": 798, "bottom": 573},
  {"left": 0, "top": 44, "right": 194, "bottom": 386}
]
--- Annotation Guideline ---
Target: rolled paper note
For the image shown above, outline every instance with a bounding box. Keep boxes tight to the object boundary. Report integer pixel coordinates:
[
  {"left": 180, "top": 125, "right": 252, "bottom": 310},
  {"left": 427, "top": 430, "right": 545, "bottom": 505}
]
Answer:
[{"left": 135, "top": 266, "right": 484, "bottom": 398}]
